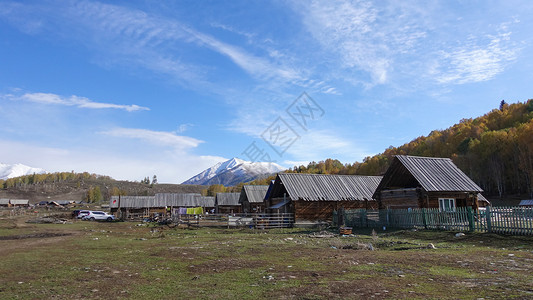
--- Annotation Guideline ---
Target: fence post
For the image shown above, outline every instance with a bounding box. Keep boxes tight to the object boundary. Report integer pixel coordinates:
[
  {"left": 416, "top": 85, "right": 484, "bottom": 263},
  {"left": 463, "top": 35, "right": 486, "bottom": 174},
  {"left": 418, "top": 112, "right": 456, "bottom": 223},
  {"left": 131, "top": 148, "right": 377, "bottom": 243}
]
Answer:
[
  {"left": 467, "top": 206, "right": 474, "bottom": 232},
  {"left": 486, "top": 206, "right": 492, "bottom": 233},
  {"left": 360, "top": 209, "right": 367, "bottom": 228},
  {"left": 422, "top": 208, "right": 428, "bottom": 229}
]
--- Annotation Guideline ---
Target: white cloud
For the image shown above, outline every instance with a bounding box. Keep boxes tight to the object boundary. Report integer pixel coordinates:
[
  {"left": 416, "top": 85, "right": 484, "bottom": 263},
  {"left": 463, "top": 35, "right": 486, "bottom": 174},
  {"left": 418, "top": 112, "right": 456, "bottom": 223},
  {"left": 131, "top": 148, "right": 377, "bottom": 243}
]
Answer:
[
  {"left": 0, "top": 139, "right": 223, "bottom": 183},
  {"left": 296, "top": 0, "right": 427, "bottom": 87},
  {"left": 434, "top": 30, "right": 518, "bottom": 84},
  {"left": 6, "top": 92, "right": 149, "bottom": 112},
  {"left": 101, "top": 128, "right": 203, "bottom": 151}
]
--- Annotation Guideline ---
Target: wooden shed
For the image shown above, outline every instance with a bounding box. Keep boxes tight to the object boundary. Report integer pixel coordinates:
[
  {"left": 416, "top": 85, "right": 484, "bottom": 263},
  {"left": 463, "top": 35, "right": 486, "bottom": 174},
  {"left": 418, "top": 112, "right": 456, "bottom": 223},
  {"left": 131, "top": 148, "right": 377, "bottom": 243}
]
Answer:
[
  {"left": 239, "top": 185, "right": 268, "bottom": 213},
  {"left": 0, "top": 199, "right": 9, "bottom": 207},
  {"left": 215, "top": 193, "right": 241, "bottom": 214},
  {"left": 9, "top": 199, "right": 29, "bottom": 207},
  {"left": 373, "top": 155, "right": 485, "bottom": 210},
  {"left": 266, "top": 173, "right": 382, "bottom": 222}
]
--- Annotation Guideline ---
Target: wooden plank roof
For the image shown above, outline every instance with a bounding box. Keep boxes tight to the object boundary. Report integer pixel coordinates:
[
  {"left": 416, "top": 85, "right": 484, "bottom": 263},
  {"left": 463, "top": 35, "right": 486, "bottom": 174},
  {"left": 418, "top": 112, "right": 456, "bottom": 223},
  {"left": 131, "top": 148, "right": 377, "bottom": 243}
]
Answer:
[
  {"left": 374, "top": 155, "right": 483, "bottom": 197},
  {"left": 197, "top": 196, "right": 215, "bottom": 207},
  {"left": 110, "top": 196, "right": 155, "bottom": 208},
  {"left": 9, "top": 199, "right": 29, "bottom": 205},
  {"left": 519, "top": 200, "right": 533, "bottom": 206},
  {"left": 155, "top": 193, "right": 203, "bottom": 207},
  {"left": 273, "top": 173, "right": 382, "bottom": 201},
  {"left": 239, "top": 185, "right": 269, "bottom": 204},
  {"left": 110, "top": 194, "right": 212, "bottom": 208},
  {"left": 216, "top": 193, "right": 241, "bottom": 206}
]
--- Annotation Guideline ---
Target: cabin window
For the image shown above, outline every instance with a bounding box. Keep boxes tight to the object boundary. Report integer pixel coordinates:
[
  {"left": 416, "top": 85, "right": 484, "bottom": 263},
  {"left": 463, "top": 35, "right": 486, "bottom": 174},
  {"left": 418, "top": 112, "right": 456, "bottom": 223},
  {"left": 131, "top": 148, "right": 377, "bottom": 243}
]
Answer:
[{"left": 439, "top": 198, "right": 455, "bottom": 212}]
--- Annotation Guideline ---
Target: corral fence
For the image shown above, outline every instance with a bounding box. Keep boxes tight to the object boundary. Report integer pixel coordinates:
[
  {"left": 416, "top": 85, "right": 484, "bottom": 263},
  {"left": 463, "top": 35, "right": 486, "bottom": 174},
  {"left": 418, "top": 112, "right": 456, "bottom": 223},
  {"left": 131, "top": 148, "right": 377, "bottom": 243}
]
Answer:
[
  {"left": 333, "top": 206, "right": 533, "bottom": 235},
  {"left": 172, "top": 213, "right": 294, "bottom": 229}
]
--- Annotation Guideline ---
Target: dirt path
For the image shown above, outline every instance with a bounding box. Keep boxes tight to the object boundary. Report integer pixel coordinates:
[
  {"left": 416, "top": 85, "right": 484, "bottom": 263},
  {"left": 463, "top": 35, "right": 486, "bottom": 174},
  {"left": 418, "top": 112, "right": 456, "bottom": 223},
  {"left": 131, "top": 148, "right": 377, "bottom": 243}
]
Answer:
[{"left": 0, "top": 215, "right": 82, "bottom": 256}]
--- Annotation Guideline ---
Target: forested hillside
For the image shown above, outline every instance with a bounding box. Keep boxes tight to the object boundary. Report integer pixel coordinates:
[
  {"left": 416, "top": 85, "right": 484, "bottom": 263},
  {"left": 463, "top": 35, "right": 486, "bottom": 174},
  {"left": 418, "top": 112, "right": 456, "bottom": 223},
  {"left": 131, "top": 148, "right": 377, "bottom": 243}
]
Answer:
[
  {"left": 288, "top": 100, "right": 533, "bottom": 198},
  {"left": 0, "top": 172, "right": 204, "bottom": 203}
]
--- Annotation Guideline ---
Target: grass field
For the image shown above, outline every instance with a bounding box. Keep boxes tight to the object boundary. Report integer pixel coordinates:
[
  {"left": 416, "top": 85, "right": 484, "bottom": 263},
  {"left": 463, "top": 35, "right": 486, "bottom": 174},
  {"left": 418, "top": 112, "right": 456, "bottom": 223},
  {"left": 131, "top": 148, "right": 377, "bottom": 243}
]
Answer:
[{"left": 1, "top": 214, "right": 533, "bottom": 299}]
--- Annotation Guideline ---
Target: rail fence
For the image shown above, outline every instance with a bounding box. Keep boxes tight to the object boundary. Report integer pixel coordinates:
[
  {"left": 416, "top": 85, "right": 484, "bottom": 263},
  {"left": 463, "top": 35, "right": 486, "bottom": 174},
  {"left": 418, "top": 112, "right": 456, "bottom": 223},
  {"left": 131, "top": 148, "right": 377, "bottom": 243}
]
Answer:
[
  {"left": 334, "top": 206, "right": 533, "bottom": 235},
  {"left": 172, "top": 213, "right": 294, "bottom": 229}
]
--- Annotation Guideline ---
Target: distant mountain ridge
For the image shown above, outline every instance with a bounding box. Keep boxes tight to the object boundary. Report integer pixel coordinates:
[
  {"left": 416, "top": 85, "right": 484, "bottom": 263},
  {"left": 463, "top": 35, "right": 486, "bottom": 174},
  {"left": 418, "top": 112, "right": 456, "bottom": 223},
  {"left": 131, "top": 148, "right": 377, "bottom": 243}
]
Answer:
[
  {"left": 182, "top": 158, "right": 285, "bottom": 186},
  {"left": 0, "top": 163, "right": 45, "bottom": 180}
]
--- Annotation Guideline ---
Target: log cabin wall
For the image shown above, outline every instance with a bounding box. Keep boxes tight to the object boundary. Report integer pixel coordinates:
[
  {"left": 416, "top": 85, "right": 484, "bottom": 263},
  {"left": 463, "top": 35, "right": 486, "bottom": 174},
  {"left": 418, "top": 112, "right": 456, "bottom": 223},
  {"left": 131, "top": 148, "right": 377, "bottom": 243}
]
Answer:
[
  {"left": 293, "top": 200, "right": 375, "bottom": 222},
  {"left": 218, "top": 206, "right": 242, "bottom": 214},
  {"left": 378, "top": 188, "right": 420, "bottom": 209}
]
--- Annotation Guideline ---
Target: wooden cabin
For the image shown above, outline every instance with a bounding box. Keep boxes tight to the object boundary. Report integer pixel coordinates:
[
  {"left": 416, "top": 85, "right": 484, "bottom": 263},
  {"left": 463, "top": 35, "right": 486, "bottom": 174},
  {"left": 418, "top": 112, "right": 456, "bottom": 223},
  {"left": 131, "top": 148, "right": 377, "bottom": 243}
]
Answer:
[
  {"left": 239, "top": 185, "right": 268, "bottom": 213},
  {"left": 266, "top": 173, "right": 382, "bottom": 223},
  {"left": 216, "top": 193, "right": 242, "bottom": 214},
  {"left": 110, "top": 193, "right": 215, "bottom": 218},
  {"left": 373, "top": 155, "right": 485, "bottom": 210}
]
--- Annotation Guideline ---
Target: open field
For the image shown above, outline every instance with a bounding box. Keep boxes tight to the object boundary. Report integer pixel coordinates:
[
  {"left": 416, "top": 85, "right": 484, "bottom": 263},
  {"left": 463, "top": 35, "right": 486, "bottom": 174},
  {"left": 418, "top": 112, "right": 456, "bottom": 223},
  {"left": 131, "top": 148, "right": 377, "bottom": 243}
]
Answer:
[{"left": 1, "top": 215, "right": 533, "bottom": 299}]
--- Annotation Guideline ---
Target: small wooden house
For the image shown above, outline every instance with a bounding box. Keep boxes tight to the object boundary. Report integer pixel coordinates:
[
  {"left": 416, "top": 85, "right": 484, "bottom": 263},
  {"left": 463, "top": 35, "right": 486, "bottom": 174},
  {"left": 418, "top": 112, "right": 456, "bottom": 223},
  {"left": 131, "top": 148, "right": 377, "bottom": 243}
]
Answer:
[
  {"left": 373, "top": 155, "right": 485, "bottom": 210},
  {"left": 239, "top": 185, "right": 268, "bottom": 213},
  {"left": 215, "top": 193, "right": 241, "bottom": 214},
  {"left": 265, "top": 173, "right": 382, "bottom": 223},
  {"left": 0, "top": 199, "right": 9, "bottom": 207}
]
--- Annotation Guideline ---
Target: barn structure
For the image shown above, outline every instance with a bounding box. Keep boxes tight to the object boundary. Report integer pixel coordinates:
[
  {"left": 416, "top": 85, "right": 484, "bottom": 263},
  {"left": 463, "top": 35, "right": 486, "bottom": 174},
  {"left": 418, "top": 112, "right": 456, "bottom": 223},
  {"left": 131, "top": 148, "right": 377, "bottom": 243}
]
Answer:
[
  {"left": 239, "top": 185, "right": 268, "bottom": 213},
  {"left": 215, "top": 193, "right": 241, "bottom": 214},
  {"left": 373, "top": 155, "right": 485, "bottom": 210},
  {"left": 265, "top": 173, "right": 382, "bottom": 223},
  {"left": 110, "top": 194, "right": 215, "bottom": 219},
  {"left": 0, "top": 199, "right": 9, "bottom": 207}
]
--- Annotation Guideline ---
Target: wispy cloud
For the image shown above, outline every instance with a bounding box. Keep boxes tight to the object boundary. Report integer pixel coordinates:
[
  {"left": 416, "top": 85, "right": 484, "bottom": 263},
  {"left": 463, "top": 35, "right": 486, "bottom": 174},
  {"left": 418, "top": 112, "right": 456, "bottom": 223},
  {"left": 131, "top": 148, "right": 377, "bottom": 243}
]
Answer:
[
  {"left": 5, "top": 92, "right": 149, "bottom": 112},
  {"left": 433, "top": 30, "right": 519, "bottom": 84},
  {"left": 296, "top": 0, "right": 427, "bottom": 87},
  {"left": 30, "top": 1, "right": 300, "bottom": 84},
  {"left": 101, "top": 128, "right": 203, "bottom": 150}
]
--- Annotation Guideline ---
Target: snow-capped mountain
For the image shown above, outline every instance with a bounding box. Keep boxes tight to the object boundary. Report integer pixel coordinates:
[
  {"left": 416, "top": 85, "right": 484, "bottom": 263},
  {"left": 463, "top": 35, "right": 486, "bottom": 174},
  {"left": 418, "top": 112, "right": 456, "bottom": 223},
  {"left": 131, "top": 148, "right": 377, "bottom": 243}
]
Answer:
[
  {"left": 182, "top": 158, "right": 285, "bottom": 186},
  {"left": 0, "top": 163, "right": 46, "bottom": 180}
]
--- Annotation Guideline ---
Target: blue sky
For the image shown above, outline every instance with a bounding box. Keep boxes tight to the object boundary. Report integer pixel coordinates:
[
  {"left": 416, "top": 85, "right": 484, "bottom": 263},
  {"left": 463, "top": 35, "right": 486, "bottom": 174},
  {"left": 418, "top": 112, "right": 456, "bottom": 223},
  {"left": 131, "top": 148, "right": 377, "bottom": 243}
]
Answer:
[{"left": 1, "top": 0, "right": 533, "bottom": 183}]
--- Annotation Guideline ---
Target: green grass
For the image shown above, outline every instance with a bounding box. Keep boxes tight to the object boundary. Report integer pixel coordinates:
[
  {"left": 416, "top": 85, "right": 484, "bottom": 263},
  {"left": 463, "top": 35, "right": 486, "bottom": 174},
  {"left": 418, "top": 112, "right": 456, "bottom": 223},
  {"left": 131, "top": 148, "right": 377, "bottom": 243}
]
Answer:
[{"left": 2, "top": 218, "right": 533, "bottom": 299}]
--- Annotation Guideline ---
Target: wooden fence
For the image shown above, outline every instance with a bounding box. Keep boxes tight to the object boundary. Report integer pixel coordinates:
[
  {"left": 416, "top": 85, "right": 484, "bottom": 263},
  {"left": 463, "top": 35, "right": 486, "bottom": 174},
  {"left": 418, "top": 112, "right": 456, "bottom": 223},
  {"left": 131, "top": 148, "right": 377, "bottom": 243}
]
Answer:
[
  {"left": 334, "top": 206, "right": 533, "bottom": 236},
  {"left": 173, "top": 213, "right": 294, "bottom": 229}
]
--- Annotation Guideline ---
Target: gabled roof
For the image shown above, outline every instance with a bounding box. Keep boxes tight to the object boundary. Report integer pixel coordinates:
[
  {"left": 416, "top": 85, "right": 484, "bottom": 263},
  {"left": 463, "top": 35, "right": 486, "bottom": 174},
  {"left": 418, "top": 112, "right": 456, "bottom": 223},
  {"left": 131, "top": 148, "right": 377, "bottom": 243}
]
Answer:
[
  {"left": 239, "top": 185, "right": 269, "bottom": 204},
  {"left": 216, "top": 193, "right": 241, "bottom": 206},
  {"left": 271, "top": 173, "right": 382, "bottom": 201},
  {"left": 374, "top": 155, "right": 483, "bottom": 198}
]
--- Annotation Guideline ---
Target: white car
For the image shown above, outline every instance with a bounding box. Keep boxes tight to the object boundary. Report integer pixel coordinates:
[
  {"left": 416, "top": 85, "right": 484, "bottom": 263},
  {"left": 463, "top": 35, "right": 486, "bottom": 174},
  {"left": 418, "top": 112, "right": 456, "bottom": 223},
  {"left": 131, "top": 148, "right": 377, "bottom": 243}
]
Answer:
[
  {"left": 77, "top": 210, "right": 91, "bottom": 219},
  {"left": 83, "top": 211, "right": 115, "bottom": 222}
]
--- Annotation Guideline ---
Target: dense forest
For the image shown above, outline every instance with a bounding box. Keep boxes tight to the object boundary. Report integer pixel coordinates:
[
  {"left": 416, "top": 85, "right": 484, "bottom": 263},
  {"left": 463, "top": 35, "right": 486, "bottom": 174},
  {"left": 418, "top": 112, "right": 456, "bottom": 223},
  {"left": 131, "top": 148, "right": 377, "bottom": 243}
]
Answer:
[{"left": 286, "top": 100, "right": 533, "bottom": 198}]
